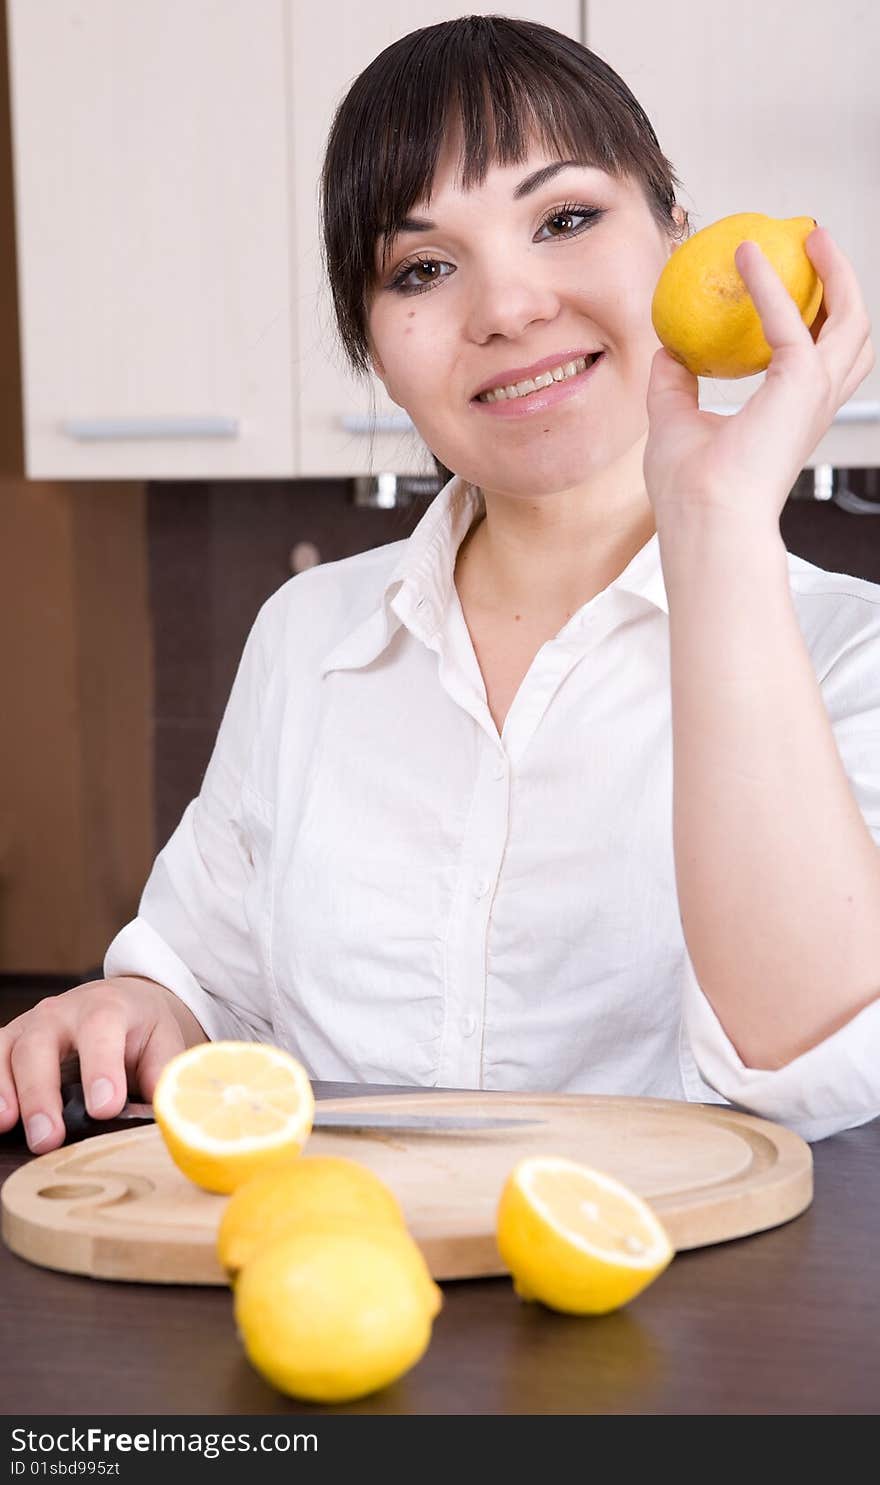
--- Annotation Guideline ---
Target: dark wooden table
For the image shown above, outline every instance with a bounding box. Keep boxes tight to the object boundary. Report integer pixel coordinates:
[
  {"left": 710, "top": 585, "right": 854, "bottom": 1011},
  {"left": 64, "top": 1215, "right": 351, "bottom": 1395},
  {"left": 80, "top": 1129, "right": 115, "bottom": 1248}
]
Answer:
[{"left": 2, "top": 1064, "right": 879, "bottom": 1416}]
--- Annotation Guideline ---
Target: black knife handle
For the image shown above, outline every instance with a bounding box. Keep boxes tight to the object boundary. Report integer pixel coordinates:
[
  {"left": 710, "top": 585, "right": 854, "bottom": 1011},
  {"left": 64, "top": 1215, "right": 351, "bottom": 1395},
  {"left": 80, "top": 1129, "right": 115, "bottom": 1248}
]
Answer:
[{"left": 59, "top": 1082, "right": 151, "bottom": 1142}]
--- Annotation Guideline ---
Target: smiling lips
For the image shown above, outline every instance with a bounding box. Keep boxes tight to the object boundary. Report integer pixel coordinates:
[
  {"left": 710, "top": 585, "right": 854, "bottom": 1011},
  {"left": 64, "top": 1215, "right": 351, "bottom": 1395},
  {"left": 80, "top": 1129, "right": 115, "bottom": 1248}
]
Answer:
[
  {"left": 472, "top": 347, "right": 602, "bottom": 400},
  {"left": 475, "top": 353, "right": 601, "bottom": 403},
  {"left": 472, "top": 351, "right": 605, "bottom": 418}
]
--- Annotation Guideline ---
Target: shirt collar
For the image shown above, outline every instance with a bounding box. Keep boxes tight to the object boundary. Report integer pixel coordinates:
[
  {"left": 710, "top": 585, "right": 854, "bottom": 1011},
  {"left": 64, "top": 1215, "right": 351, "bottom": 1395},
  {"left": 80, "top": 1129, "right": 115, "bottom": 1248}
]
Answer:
[{"left": 320, "top": 474, "right": 669, "bottom": 677}]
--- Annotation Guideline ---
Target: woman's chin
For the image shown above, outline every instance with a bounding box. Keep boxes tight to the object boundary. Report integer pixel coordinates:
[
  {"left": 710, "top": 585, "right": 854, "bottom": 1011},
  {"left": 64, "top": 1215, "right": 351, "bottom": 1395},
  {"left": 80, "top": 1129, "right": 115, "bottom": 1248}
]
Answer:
[{"left": 466, "top": 448, "right": 617, "bottom": 497}]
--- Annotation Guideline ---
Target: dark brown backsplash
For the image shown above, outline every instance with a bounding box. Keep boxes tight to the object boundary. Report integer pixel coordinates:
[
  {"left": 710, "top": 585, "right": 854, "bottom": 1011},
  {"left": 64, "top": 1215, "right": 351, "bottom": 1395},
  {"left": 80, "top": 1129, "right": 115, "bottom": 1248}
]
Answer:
[{"left": 148, "top": 470, "right": 880, "bottom": 854}]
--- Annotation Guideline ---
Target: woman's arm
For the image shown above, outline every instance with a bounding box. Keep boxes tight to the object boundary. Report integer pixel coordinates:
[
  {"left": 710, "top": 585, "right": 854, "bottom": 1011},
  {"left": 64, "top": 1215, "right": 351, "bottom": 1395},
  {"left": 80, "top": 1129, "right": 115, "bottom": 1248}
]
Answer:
[{"left": 658, "top": 502, "right": 880, "bottom": 1070}]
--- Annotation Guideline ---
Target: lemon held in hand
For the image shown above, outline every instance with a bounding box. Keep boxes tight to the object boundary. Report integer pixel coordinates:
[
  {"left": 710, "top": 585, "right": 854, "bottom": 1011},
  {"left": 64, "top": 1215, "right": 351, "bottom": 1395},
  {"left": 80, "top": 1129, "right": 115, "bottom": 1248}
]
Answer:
[
  {"left": 217, "top": 1154, "right": 408, "bottom": 1278},
  {"left": 651, "top": 211, "right": 824, "bottom": 378},
  {"left": 496, "top": 1155, "right": 674, "bottom": 1315},
  {"left": 152, "top": 1041, "right": 315, "bottom": 1194},
  {"left": 234, "top": 1226, "right": 443, "bottom": 1404}
]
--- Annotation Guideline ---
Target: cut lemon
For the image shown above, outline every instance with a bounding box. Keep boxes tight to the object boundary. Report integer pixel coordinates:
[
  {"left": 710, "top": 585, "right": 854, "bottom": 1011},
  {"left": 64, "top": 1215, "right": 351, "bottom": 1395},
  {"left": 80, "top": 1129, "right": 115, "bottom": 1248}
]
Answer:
[
  {"left": 152, "top": 1041, "right": 315, "bottom": 1194},
  {"left": 496, "top": 1155, "right": 674, "bottom": 1315}
]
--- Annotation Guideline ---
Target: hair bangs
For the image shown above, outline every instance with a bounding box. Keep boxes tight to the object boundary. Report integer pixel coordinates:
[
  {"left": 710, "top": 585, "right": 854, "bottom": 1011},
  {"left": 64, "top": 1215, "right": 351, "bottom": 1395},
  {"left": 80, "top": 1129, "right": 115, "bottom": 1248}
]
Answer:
[{"left": 365, "top": 25, "right": 665, "bottom": 283}]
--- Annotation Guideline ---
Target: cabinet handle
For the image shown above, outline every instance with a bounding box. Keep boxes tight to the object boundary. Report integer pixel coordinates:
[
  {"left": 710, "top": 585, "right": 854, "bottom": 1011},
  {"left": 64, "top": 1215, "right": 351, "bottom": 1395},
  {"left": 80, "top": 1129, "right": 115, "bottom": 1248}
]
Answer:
[
  {"left": 701, "top": 399, "right": 880, "bottom": 423},
  {"left": 340, "top": 413, "right": 412, "bottom": 433},
  {"left": 346, "top": 402, "right": 880, "bottom": 430},
  {"left": 61, "top": 416, "right": 240, "bottom": 440}
]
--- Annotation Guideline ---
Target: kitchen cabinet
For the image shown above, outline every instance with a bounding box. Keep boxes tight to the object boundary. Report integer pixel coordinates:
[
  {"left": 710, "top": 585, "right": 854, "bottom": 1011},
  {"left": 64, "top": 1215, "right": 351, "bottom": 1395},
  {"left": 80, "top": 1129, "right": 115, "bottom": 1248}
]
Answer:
[
  {"left": 4, "top": 1, "right": 580, "bottom": 480},
  {"left": 587, "top": 0, "right": 880, "bottom": 468},
  {"left": 6, "top": 0, "right": 295, "bottom": 479},
  {"left": 7, "top": 2, "right": 875, "bottom": 476}
]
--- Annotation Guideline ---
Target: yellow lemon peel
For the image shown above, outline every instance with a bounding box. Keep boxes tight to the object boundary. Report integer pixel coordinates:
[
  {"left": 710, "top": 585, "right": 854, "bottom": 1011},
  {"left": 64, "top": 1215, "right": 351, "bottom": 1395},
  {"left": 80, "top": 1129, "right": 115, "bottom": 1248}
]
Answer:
[
  {"left": 233, "top": 1226, "right": 443, "bottom": 1403},
  {"left": 217, "top": 1154, "right": 408, "bottom": 1278},
  {"left": 652, "top": 211, "right": 823, "bottom": 378}
]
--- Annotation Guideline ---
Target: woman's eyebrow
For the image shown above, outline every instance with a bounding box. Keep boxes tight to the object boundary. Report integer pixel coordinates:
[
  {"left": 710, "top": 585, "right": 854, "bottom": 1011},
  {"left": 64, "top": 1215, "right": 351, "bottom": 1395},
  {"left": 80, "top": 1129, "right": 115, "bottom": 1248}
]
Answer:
[{"left": 383, "top": 160, "right": 593, "bottom": 251}]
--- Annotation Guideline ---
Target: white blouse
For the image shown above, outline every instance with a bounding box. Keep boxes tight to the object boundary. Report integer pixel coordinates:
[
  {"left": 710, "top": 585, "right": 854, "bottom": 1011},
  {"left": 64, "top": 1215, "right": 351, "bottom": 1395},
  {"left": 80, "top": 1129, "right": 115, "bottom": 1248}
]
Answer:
[{"left": 104, "top": 474, "right": 880, "bottom": 1142}]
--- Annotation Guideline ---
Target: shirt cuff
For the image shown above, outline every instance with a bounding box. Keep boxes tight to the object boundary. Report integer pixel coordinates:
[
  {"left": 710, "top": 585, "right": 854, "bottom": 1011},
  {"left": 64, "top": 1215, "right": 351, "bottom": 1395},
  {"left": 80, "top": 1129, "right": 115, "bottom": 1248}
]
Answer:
[
  {"left": 681, "top": 951, "right": 880, "bottom": 1142},
  {"left": 103, "top": 916, "right": 261, "bottom": 1046}
]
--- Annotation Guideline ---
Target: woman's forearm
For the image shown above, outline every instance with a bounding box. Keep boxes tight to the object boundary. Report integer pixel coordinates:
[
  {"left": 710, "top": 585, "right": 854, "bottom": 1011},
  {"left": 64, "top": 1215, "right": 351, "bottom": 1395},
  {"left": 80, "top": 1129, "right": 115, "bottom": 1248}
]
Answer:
[{"left": 657, "top": 503, "right": 880, "bottom": 1070}]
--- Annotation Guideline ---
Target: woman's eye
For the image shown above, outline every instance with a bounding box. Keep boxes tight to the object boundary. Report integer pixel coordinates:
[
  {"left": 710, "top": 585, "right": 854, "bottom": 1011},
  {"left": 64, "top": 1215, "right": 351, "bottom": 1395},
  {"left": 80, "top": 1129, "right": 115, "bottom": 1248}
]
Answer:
[
  {"left": 388, "top": 203, "right": 604, "bottom": 298},
  {"left": 537, "top": 203, "right": 604, "bottom": 240},
  {"left": 389, "top": 258, "right": 451, "bottom": 296}
]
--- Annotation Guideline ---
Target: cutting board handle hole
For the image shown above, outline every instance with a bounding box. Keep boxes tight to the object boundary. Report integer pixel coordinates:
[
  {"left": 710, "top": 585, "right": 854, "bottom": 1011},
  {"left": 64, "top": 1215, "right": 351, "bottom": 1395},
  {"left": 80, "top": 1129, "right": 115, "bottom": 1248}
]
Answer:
[{"left": 37, "top": 1183, "right": 105, "bottom": 1201}]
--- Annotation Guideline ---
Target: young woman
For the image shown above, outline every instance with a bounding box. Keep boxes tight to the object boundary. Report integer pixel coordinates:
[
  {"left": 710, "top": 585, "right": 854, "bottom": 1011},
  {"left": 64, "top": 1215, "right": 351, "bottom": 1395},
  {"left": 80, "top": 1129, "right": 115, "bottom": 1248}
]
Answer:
[{"left": 3, "top": 16, "right": 878, "bottom": 1153}]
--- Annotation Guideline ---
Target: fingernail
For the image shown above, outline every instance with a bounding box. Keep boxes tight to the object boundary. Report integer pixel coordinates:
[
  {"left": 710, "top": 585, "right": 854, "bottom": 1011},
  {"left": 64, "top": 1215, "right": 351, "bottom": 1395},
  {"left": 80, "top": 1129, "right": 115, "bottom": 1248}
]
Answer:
[
  {"left": 89, "top": 1077, "right": 114, "bottom": 1111},
  {"left": 0, "top": 1095, "right": 8, "bottom": 1114},
  {"left": 26, "top": 1113, "right": 53, "bottom": 1148}
]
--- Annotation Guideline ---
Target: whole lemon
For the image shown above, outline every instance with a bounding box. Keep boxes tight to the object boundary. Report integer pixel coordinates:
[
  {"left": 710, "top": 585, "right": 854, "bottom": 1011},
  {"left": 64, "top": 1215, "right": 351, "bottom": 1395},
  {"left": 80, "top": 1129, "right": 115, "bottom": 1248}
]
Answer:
[
  {"left": 217, "top": 1155, "right": 407, "bottom": 1278},
  {"left": 651, "top": 212, "right": 824, "bottom": 377},
  {"left": 233, "top": 1226, "right": 443, "bottom": 1404}
]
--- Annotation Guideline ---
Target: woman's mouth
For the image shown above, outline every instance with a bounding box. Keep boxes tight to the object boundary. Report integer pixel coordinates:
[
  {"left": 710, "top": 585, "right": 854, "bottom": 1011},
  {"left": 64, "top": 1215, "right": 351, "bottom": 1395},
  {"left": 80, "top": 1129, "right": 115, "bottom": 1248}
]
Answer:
[{"left": 471, "top": 352, "right": 605, "bottom": 419}]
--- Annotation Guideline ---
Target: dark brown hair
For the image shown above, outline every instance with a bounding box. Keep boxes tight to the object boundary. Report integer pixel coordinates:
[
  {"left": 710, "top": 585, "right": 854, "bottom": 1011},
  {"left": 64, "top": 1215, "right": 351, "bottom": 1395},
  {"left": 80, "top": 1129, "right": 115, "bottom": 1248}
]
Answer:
[{"left": 318, "top": 14, "right": 689, "bottom": 492}]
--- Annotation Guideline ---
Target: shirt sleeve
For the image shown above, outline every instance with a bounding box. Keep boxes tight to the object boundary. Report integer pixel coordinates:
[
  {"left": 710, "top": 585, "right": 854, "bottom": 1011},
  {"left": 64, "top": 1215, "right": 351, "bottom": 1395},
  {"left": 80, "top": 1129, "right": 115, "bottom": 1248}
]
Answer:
[
  {"left": 680, "top": 608, "right": 880, "bottom": 1142},
  {"left": 103, "top": 592, "right": 281, "bottom": 1045}
]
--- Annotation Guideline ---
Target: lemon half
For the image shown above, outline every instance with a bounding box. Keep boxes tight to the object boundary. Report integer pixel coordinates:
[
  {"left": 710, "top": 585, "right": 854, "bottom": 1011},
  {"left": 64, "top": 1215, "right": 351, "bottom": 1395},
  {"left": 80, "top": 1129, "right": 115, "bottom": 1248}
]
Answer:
[
  {"left": 153, "top": 1041, "right": 315, "bottom": 1194},
  {"left": 496, "top": 1155, "right": 674, "bottom": 1315}
]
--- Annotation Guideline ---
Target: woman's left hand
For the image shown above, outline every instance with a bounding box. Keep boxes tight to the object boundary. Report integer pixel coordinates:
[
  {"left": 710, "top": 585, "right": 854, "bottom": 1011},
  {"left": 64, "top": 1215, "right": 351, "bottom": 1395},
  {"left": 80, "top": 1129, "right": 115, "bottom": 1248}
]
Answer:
[{"left": 643, "top": 227, "right": 874, "bottom": 533}]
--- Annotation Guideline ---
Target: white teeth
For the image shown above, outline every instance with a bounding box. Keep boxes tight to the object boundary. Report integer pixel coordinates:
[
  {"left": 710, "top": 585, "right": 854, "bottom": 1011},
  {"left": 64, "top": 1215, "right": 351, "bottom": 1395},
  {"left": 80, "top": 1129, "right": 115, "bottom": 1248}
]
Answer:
[{"left": 478, "top": 354, "right": 597, "bottom": 403}]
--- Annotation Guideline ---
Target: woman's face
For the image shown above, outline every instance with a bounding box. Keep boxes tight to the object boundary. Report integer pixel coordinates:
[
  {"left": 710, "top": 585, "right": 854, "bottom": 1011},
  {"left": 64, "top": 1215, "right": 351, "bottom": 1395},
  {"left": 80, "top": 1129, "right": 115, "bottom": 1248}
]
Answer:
[{"left": 366, "top": 128, "right": 685, "bottom": 500}]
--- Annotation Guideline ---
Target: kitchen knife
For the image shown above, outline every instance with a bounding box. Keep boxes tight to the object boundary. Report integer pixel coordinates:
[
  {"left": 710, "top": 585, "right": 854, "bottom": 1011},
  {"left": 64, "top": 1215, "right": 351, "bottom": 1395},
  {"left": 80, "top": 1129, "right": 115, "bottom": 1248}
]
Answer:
[{"left": 57, "top": 1083, "right": 543, "bottom": 1141}]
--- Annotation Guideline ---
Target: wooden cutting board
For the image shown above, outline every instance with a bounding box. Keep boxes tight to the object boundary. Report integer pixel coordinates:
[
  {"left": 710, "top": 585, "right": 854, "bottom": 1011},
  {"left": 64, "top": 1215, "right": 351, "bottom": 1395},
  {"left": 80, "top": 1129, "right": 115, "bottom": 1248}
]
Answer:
[{"left": 1, "top": 1091, "right": 813, "bottom": 1283}]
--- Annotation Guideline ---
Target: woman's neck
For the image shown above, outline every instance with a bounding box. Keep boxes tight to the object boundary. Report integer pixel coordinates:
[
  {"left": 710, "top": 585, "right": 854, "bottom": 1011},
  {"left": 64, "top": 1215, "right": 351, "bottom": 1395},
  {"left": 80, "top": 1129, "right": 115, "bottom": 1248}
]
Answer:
[{"left": 454, "top": 482, "right": 657, "bottom": 622}]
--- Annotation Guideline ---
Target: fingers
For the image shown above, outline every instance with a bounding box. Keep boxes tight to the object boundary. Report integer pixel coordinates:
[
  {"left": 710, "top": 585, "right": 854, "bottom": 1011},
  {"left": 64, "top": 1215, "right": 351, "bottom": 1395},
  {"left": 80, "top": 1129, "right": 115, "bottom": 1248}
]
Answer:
[
  {"left": 2, "top": 979, "right": 192, "bottom": 1155},
  {"left": 734, "top": 240, "right": 814, "bottom": 354},
  {"left": 737, "top": 229, "right": 873, "bottom": 429},
  {"left": 4, "top": 1002, "right": 73, "bottom": 1153},
  {"left": 0, "top": 1027, "right": 22, "bottom": 1134},
  {"left": 75, "top": 1001, "right": 135, "bottom": 1120},
  {"left": 839, "top": 333, "right": 877, "bottom": 408},
  {"left": 133, "top": 1014, "right": 188, "bottom": 1102},
  {"left": 803, "top": 228, "right": 873, "bottom": 385},
  {"left": 805, "top": 227, "right": 870, "bottom": 332},
  {"left": 0, "top": 984, "right": 132, "bottom": 1152}
]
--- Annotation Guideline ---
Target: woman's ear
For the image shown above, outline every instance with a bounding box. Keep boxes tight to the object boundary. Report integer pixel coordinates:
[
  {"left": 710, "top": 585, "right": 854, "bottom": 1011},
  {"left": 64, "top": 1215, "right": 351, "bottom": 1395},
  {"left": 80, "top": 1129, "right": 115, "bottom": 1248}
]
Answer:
[{"left": 670, "top": 204, "right": 689, "bottom": 242}]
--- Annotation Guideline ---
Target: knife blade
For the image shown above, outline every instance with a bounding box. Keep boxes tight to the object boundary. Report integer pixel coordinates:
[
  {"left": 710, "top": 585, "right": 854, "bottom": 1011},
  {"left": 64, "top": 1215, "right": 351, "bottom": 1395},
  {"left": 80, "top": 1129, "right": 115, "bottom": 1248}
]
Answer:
[{"left": 58, "top": 1083, "right": 542, "bottom": 1141}]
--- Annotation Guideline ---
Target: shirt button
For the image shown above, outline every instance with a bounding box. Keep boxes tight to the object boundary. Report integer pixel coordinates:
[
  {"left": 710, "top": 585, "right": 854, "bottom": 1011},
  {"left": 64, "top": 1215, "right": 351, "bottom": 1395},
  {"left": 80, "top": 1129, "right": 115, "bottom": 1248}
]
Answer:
[
  {"left": 461, "top": 1014, "right": 477, "bottom": 1037},
  {"left": 493, "top": 758, "right": 507, "bottom": 780},
  {"left": 474, "top": 878, "right": 490, "bottom": 899}
]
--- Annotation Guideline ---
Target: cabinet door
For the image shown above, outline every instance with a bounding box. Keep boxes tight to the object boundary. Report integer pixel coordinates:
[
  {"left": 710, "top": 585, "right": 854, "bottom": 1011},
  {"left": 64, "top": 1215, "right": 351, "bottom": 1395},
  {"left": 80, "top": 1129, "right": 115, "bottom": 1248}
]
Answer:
[
  {"left": 289, "top": 2, "right": 582, "bottom": 477},
  {"left": 7, "top": 0, "right": 294, "bottom": 478},
  {"left": 588, "top": 0, "right": 880, "bottom": 468}
]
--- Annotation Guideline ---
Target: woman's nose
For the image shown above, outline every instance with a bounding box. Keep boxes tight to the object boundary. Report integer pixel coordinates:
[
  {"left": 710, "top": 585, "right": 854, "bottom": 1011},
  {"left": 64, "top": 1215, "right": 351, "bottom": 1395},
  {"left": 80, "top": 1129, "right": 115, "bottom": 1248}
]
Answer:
[{"left": 465, "top": 265, "right": 562, "bottom": 343}]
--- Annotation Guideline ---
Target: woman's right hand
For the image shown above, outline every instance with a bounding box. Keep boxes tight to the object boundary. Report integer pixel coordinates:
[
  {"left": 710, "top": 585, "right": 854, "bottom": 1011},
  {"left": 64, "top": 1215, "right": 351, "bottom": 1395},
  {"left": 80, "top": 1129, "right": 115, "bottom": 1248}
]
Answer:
[{"left": 0, "top": 976, "right": 208, "bottom": 1152}]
